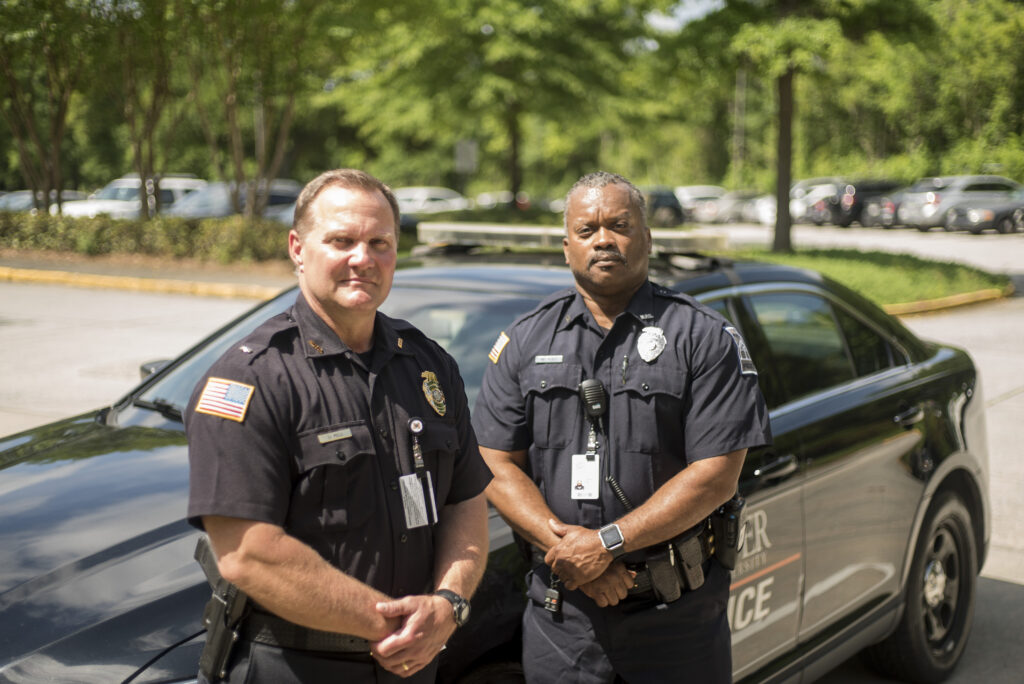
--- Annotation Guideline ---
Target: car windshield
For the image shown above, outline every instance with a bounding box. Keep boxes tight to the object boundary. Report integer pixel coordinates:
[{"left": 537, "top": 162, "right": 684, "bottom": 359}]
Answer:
[
  {"left": 135, "top": 285, "right": 542, "bottom": 416},
  {"left": 94, "top": 185, "right": 140, "bottom": 201}
]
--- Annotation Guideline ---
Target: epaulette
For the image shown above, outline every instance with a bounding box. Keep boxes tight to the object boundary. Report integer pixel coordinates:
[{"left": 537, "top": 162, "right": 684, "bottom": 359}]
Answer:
[
  {"left": 510, "top": 287, "right": 576, "bottom": 327},
  {"left": 230, "top": 312, "right": 298, "bottom": 364}
]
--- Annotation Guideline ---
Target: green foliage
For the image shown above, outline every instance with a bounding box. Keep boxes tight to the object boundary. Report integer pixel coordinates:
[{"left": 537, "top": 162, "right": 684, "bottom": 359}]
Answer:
[{"left": 727, "top": 248, "right": 1012, "bottom": 306}]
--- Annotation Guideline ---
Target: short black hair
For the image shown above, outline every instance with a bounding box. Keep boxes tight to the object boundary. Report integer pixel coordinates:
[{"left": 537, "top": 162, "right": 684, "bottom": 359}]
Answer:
[{"left": 564, "top": 171, "right": 647, "bottom": 228}]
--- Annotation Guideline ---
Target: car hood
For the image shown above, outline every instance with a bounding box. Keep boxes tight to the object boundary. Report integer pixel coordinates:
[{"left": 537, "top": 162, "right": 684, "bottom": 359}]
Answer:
[
  {"left": 0, "top": 412, "right": 206, "bottom": 682},
  {"left": 60, "top": 199, "right": 139, "bottom": 217}
]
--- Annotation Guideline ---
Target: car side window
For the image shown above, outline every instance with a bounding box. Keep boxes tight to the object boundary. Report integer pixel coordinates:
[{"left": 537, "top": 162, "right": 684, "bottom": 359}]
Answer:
[
  {"left": 748, "top": 292, "right": 855, "bottom": 401},
  {"left": 833, "top": 305, "right": 901, "bottom": 376}
]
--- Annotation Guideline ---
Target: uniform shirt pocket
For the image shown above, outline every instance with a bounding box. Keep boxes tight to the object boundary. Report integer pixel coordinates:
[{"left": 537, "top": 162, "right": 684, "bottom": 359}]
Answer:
[
  {"left": 519, "top": 363, "right": 582, "bottom": 449},
  {"left": 288, "top": 421, "right": 378, "bottom": 532},
  {"left": 416, "top": 418, "right": 458, "bottom": 506},
  {"left": 613, "top": 362, "right": 687, "bottom": 453}
]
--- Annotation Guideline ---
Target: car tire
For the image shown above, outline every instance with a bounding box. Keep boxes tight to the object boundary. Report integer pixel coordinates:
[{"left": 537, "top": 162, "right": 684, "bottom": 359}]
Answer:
[
  {"left": 862, "top": 492, "right": 977, "bottom": 684},
  {"left": 455, "top": 662, "right": 525, "bottom": 684},
  {"left": 651, "top": 206, "right": 681, "bottom": 227},
  {"left": 997, "top": 217, "right": 1015, "bottom": 234},
  {"left": 916, "top": 225, "right": 932, "bottom": 232}
]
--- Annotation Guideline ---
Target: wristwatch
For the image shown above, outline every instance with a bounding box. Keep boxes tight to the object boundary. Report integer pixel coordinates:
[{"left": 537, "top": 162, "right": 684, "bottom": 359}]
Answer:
[
  {"left": 598, "top": 523, "right": 626, "bottom": 559},
  {"left": 434, "top": 589, "right": 471, "bottom": 627}
]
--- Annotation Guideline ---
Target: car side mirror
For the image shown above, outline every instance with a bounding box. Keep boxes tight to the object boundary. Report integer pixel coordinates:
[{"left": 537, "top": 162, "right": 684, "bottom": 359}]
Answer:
[{"left": 140, "top": 359, "right": 172, "bottom": 380}]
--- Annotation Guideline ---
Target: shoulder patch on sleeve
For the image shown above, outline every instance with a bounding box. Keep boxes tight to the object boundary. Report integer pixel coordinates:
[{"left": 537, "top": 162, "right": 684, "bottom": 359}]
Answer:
[
  {"left": 195, "top": 377, "right": 256, "bottom": 422},
  {"left": 724, "top": 326, "right": 758, "bottom": 375},
  {"left": 488, "top": 331, "right": 511, "bottom": 364}
]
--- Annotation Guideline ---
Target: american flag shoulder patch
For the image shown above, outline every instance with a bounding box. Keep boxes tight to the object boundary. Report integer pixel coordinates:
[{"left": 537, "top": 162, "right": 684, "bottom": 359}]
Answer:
[
  {"left": 488, "top": 331, "right": 510, "bottom": 364},
  {"left": 195, "top": 377, "right": 256, "bottom": 422}
]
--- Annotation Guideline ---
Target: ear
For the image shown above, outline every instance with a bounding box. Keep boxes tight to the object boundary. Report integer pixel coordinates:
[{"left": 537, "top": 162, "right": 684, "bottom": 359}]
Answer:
[
  {"left": 288, "top": 230, "right": 303, "bottom": 269},
  {"left": 562, "top": 235, "right": 570, "bottom": 265}
]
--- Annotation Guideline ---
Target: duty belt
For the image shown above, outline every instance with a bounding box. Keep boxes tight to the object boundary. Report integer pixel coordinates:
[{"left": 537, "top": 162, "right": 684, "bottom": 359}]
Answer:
[{"left": 242, "top": 610, "right": 371, "bottom": 654}]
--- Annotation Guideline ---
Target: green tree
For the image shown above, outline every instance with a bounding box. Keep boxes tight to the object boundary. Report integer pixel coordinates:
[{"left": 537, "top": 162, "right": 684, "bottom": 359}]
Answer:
[
  {"left": 0, "top": 0, "right": 101, "bottom": 209},
  {"left": 342, "top": 0, "right": 662, "bottom": 198}
]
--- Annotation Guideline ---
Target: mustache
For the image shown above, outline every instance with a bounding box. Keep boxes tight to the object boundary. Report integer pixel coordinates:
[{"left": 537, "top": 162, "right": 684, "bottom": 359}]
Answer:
[{"left": 588, "top": 249, "right": 626, "bottom": 268}]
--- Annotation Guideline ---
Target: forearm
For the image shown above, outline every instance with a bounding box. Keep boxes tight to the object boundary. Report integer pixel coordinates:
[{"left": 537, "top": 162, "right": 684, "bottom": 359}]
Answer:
[
  {"left": 204, "top": 516, "right": 397, "bottom": 641},
  {"left": 480, "top": 446, "right": 561, "bottom": 552},
  {"left": 432, "top": 492, "right": 490, "bottom": 597},
  {"left": 616, "top": 449, "right": 746, "bottom": 552}
]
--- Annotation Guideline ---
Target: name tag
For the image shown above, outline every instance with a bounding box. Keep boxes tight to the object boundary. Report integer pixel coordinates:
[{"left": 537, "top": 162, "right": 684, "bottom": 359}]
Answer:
[
  {"left": 570, "top": 453, "right": 600, "bottom": 500},
  {"left": 317, "top": 428, "right": 353, "bottom": 444},
  {"left": 535, "top": 355, "right": 563, "bottom": 364}
]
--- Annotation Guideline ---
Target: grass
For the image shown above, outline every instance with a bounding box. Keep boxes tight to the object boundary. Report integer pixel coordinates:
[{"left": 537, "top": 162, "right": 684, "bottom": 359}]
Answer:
[{"left": 722, "top": 248, "right": 1012, "bottom": 307}]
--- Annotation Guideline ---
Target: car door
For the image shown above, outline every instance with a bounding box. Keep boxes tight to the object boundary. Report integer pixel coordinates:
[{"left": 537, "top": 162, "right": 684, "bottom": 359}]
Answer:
[
  {"left": 741, "top": 286, "right": 925, "bottom": 644},
  {"left": 699, "top": 295, "right": 806, "bottom": 681}
]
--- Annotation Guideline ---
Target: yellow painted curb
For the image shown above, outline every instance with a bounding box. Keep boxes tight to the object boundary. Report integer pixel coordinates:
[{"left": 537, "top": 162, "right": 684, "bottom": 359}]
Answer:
[
  {"left": 884, "top": 286, "right": 1013, "bottom": 316},
  {"left": 0, "top": 266, "right": 282, "bottom": 301}
]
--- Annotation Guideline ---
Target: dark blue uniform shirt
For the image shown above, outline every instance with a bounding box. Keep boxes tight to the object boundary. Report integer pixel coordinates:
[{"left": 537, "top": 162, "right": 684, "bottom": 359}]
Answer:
[
  {"left": 473, "top": 280, "right": 771, "bottom": 532},
  {"left": 186, "top": 292, "right": 492, "bottom": 599}
]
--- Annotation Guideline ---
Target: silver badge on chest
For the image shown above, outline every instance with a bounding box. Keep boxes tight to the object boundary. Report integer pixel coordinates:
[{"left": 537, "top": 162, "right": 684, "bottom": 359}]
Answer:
[{"left": 637, "top": 326, "right": 666, "bottom": 362}]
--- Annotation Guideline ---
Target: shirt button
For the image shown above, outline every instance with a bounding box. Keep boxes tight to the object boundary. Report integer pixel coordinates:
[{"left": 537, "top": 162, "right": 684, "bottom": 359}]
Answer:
[
  {"left": 390, "top": 480, "right": 398, "bottom": 490},
  {"left": 540, "top": 380, "right": 547, "bottom": 388},
  {"left": 400, "top": 534, "right": 408, "bottom": 543},
  {"left": 378, "top": 426, "right": 388, "bottom": 438},
  {"left": 642, "top": 383, "right": 650, "bottom": 391}
]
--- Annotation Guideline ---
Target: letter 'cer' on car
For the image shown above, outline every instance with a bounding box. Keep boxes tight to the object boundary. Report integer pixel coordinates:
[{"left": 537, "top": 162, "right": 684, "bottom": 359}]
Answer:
[{"left": 0, "top": 252, "right": 988, "bottom": 683}]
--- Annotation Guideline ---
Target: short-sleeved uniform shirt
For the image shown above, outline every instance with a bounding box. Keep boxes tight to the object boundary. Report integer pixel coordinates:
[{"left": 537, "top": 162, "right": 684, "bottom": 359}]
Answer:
[
  {"left": 473, "top": 280, "right": 771, "bottom": 532},
  {"left": 186, "top": 292, "right": 492, "bottom": 599}
]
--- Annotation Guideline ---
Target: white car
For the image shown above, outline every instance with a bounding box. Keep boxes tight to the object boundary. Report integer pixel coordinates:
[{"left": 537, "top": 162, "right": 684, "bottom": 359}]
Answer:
[
  {"left": 393, "top": 186, "right": 471, "bottom": 214},
  {"left": 673, "top": 185, "right": 726, "bottom": 219},
  {"left": 57, "top": 174, "right": 207, "bottom": 219}
]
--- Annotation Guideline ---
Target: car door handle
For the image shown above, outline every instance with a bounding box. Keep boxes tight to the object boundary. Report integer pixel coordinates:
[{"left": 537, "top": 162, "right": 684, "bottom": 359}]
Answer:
[
  {"left": 753, "top": 453, "right": 798, "bottom": 481},
  {"left": 893, "top": 405, "right": 924, "bottom": 427}
]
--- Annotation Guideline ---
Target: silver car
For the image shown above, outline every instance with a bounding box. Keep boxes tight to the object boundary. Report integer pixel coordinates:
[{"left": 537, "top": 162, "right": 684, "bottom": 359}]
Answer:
[{"left": 897, "top": 175, "right": 1021, "bottom": 231}]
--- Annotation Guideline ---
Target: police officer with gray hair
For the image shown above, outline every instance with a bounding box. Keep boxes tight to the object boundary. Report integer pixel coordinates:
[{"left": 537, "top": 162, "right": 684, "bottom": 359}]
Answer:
[
  {"left": 186, "top": 169, "right": 491, "bottom": 683},
  {"left": 473, "top": 171, "right": 771, "bottom": 682}
]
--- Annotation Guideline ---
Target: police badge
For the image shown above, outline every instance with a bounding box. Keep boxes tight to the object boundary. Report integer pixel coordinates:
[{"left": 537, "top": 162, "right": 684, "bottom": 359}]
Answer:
[
  {"left": 421, "top": 371, "right": 447, "bottom": 416},
  {"left": 637, "top": 326, "right": 667, "bottom": 362}
]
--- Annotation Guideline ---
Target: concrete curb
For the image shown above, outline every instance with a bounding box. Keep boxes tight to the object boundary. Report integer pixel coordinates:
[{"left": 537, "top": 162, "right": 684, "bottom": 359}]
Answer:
[
  {"left": 0, "top": 265, "right": 282, "bottom": 301},
  {"left": 1, "top": 263, "right": 1012, "bottom": 314}
]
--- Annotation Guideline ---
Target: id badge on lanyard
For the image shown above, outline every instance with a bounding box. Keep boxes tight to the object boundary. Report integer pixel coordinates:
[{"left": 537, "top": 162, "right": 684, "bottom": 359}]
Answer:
[{"left": 401, "top": 418, "right": 439, "bottom": 529}]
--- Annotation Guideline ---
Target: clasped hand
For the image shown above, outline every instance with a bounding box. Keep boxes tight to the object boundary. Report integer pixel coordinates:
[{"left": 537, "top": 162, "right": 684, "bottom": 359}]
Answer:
[
  {"left": 370, "top": 594, "right": 454, "bottom": 678},
  {"left": 545, "top": 519, "right": 635, "bottom": 606}
]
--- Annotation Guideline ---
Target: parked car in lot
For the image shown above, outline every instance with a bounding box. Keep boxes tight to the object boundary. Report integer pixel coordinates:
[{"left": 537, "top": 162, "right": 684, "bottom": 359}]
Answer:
[
  {"left": 0, "top": 189, "right": 87, "bottom": 213},
  {"left": 791, "top": 178, "right": 844, "bottom": 224},
  {"left": 641, "top": 185, "right": 686, "bottom": 226},
  {"left": 0, "top": 252, "right": 988, "bottom": 684},
  {"left": 58, "top": 174, "right": 206, "bottom": 219},
  {"left": 673, "top": 185, "right": 726, "bottom": 222},
  {"left": 897, "top": 175, "right": 1021, "bottom": 232},
  {"left": 696, "top": 189, "right": 761, "bottom": 224},
  {"left": 393, "top": 186, "right": 471, "bottom": 215},
  {"left": 164, "top": 179, "right": 302, "bottom": 219},
  {"left": 942, "top": 187, "right": 1024, "bottom": 234},
  {"left": 827, "top": 179, "right": 905, "bottom": 227}
]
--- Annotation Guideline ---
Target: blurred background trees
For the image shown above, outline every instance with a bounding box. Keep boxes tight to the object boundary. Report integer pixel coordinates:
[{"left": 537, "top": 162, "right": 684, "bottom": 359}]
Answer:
[{"left": 2, "top": 0, "right": 1023, "bottom": 214}]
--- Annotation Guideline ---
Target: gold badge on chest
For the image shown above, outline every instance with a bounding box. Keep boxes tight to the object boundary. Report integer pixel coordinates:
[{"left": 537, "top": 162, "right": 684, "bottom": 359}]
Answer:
[{"left": 421, "top": 370, "right": 447, "bottom": 416}]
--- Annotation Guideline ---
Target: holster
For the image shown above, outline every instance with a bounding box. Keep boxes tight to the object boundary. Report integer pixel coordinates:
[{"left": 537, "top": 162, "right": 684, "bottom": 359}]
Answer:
[
  {"left": 709, "top": 494, "right": 746, "bottom": 571},
  {"left": 195, "top": 536, "right": 249, "bottom": 682}
]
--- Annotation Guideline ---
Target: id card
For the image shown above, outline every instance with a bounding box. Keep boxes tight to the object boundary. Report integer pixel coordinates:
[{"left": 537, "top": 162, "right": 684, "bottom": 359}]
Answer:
[
  {"left": 399, "top": 474, "right": 430, "bottom": 529},
  {"left": 570, "top": 453, "right": 600, "bottom": 500}
]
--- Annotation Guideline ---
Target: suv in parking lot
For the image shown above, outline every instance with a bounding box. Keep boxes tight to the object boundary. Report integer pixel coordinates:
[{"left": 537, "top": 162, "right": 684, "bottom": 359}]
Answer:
[
  {"left": 0, "top": 251, "right": 988, "bottom": 683},
  {"left": 897, "top": 175, "right": 1021, "bottom": 231},
  {"left": 58, "top": 174, "right": 207, "bottom": 219}
]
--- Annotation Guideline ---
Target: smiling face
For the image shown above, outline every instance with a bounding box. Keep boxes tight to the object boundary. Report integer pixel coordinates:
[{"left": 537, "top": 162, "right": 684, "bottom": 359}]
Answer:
[
  {"left": 563, "top": 182, "right": 651, "bottom": 301},
  {"left": 288, "top": 184, "right": 398, "bottom": 325}
]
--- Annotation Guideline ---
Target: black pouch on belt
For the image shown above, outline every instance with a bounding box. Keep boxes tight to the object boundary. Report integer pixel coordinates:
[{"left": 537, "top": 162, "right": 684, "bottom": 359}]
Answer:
[
  {"left": 669, "top": 527, "right": 708, "bottom": 591},
  {"left": 645, "top": 550, "right": 682, "bottom": 603}
]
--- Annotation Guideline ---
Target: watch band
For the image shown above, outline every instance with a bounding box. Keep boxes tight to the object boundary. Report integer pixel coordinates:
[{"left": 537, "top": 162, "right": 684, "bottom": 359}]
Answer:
[{"left": 434, "top": 589, "right": 470, "bottom": 627}]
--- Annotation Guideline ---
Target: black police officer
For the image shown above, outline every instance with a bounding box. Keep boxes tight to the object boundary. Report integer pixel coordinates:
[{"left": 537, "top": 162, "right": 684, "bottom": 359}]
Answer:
[
  {"left": 186, "top": 169, "right": 491, "bottom": 683},
  {"left": 473, "top": 172, "right": 771, "bottom": 683}
]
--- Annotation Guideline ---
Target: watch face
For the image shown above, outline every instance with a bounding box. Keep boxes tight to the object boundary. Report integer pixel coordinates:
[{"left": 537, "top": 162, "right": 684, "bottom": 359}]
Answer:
[{"left": 600, "top": 525, "right": 623, "bottom": 549}]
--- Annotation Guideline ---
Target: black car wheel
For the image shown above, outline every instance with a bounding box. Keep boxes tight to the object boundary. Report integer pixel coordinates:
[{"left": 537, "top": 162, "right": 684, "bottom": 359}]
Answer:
[
  {"left": 997, "top": 217, "right": 1016, "bottom": 234},
  {"left": 862, "top": 492, "right": 977, "bottom": 684}
]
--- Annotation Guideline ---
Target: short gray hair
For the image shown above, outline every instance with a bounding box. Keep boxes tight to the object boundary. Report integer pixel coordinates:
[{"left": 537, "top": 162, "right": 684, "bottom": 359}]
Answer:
[
  {"left": 293, "top": 169, "right": 401, "bottom": 238},
  {"left": 564, "top": 171, "right": 647, "bottom": 228}
]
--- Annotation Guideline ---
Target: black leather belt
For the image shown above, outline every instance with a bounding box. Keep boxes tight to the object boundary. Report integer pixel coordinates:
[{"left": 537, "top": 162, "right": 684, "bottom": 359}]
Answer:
[{"left": 242, "top": 611, "right": 371, "bottom": 654}]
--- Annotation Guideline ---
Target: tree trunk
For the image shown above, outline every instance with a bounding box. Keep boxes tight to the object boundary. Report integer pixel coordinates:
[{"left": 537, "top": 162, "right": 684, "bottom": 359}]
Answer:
[
  {"left": 772, "top": 68, "right": 795, "bottom": 253},
  {"left": 507, "top": 102, "right": 522, "bottom": 198}
]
